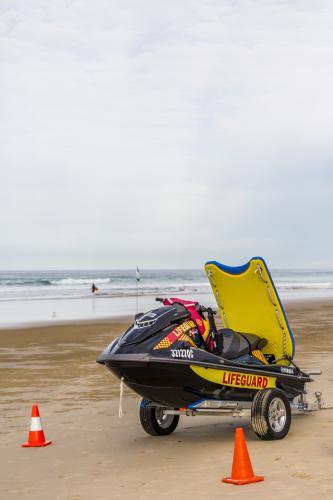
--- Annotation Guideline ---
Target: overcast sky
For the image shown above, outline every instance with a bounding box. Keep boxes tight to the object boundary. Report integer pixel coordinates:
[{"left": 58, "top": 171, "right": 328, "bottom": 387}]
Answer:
[{"left": 1, "top": 0, "right": 333, "bottom": 270}]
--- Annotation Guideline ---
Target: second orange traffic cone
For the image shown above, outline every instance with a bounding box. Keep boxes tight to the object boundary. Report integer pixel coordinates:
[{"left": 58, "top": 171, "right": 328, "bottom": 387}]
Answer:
[
  {"left": 222, "top": 428, "right": 264, "bottom": 485},
  {"left": 22, "top": 405, "right": 52, "bottom": 447}
]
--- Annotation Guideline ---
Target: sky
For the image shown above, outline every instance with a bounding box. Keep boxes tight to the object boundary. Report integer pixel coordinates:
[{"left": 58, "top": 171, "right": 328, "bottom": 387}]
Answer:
[{"left": 1, "top": 0, "right": 333, "bottom": 270}]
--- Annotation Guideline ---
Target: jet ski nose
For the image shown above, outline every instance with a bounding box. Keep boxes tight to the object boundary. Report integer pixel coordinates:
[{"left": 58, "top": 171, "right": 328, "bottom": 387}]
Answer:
[{"left": 96, "top": 338, "right": 118, "bottom": 364}]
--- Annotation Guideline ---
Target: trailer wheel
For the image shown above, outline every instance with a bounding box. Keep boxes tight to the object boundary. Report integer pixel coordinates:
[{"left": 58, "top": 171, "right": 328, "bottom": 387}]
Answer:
[
  {"left": 139, "top": 400, "right": 179, "bottom": 436},
  {"left": 251, "top": 388, "right": 291, "bottom": 440}
]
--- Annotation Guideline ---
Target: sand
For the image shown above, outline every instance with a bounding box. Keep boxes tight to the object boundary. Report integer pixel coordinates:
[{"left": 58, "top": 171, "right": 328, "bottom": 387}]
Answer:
[{"left": 1, "top": 300, "right": 333, "bottom": 499}]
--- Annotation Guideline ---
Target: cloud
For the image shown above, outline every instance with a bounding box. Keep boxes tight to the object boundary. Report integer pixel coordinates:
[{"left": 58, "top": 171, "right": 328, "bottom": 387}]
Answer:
[{"left": 1, "top": 0, "right": 333, "bottom": 269}]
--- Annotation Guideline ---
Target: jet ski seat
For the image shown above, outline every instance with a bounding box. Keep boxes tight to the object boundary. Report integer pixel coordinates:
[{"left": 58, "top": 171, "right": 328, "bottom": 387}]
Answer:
[{"left": 218, "top": 328, "right": 266, "bottom": 360}]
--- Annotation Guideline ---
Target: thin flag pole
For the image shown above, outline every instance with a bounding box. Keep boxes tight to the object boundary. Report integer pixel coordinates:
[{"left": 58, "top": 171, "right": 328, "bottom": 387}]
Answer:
[{"left": 136, "top": 266, "right": 140, "bottom": 314}]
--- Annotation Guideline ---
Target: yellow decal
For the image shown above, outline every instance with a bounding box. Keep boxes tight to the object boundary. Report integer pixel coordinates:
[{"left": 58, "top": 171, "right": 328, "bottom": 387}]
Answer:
[
  {"left": 153, "top": 338, "right": 173, "bottom": 350},
  {"left": 252, "top": 349, "right": 269, "bottom": 365},
  {"left": 174, "top": 320, "right": 197, "bottom": 335},
  {"left": 190, "top": 366, "right": 276, "bottom": 390},
  {"left": 154, "top": 321, "right": 196, "bottom": 350},
  {"left": 178, "top": 333, "right": 197, "bottom": 347}
]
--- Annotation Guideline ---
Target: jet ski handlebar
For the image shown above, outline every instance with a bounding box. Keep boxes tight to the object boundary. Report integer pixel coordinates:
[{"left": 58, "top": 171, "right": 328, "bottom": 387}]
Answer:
[{"left": 198, "top": 305, "right": 216, "bottom": 315}]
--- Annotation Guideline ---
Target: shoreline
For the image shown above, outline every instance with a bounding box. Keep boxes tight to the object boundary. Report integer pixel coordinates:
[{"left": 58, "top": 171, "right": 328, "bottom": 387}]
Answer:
[
  {"left": 2, "top": 287, "right": 333, "bottom": 303},
  {"left": 0, "top": 314, "right": 133, "bottom": 331},
  {"left": 1, "top": 295, "right": 333, "bottom": 331},
  {"left": 0, "top": 289, "right": 209, "bottom": 303}
]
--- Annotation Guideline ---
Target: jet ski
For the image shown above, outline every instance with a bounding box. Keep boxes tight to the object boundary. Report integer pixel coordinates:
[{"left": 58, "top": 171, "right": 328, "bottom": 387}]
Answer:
[{"left": 97, "top": 257, "right": 322, "bottom": 440}]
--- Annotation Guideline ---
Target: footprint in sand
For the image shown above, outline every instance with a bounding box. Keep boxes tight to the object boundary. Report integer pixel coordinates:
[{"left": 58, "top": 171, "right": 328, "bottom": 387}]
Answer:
[{"left": 292, "top": 472, "right": 312, "bottom": 480}]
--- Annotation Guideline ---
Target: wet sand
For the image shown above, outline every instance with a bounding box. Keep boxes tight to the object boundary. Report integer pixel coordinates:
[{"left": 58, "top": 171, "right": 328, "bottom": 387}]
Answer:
[{"left": 1, "top": 300, "right": 333, "bottom": 499}]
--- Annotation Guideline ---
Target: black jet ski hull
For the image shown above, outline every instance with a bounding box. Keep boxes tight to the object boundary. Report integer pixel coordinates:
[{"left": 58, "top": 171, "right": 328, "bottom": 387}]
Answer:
[{"left": 101, "top": 353, "right": 310, "bottom": 408}]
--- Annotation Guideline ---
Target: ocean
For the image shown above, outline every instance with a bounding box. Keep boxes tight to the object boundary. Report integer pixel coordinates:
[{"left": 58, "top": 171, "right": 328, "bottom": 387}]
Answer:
[{"left": 1, "top": 268, "right": 333, "bottom": 326}]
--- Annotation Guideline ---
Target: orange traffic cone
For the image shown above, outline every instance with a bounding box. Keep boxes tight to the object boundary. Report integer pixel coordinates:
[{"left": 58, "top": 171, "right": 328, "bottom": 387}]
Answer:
[
  {"left": 22, "top": 405, "right": 52, "bottom": 447},
  {"left": 222, "top": 428, "right": 264, "bottom": 485}
]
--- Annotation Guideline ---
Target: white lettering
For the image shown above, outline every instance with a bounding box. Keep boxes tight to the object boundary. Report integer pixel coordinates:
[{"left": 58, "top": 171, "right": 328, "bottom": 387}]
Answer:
[
  {"left": 171, "top": 349, "right": 194, "bottom": 359},
  {"left": 281, "top": 367, "right": 294, "bottom": 374}
]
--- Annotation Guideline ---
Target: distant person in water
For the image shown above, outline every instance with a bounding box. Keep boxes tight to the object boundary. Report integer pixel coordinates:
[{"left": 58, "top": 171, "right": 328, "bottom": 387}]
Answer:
[{"left": 91, "top": 283, "right": 99, "bottom": 294}]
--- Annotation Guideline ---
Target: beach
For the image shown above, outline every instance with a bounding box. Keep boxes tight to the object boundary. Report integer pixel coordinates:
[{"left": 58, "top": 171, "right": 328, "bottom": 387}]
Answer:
[{"left": 1, "top": 299, "right": 333, "bottom": 499}]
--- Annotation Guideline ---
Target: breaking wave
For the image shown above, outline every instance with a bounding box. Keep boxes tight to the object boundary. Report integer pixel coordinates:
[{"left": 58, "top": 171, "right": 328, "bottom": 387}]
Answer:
[
  {"left": 0, "top": 279, "right": 52, "bottom": 286},
  {"left": 277, "top": 281, "right": 333, "bottom": 290},
  {"left": 52, "top": 278, "right": 112, "bottom": 286}
]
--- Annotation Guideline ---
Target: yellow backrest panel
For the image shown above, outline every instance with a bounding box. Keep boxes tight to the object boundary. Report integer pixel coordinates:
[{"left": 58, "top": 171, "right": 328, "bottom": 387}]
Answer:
[{"left": 205, "top": 258, "right": 295, "bottom": 365}]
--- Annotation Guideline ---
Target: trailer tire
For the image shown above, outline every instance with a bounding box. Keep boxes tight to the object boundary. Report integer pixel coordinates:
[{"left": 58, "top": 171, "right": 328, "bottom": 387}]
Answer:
[
  {"left": 251, "top": 388, "right": 291, "bottom": 440},
  {"left": 139, "top": 400, "right": 179, "bottom": 436}
]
